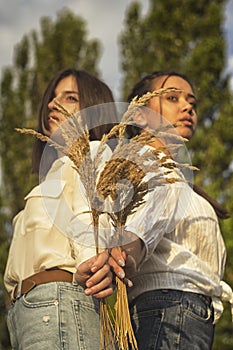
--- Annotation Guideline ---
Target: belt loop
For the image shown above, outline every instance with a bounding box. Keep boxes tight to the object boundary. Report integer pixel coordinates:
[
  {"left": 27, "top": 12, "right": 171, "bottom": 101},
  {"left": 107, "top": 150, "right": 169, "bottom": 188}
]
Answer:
[
  {"left": 72, "top": 272, "right": 78, "bottom": 286},
  {"left": 16, "top": 280, "right": 22, "bottom": 299}
]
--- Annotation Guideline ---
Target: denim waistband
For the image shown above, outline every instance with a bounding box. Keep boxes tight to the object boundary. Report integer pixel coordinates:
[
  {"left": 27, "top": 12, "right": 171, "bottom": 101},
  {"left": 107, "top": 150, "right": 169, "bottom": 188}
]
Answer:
[{"left": 131, "top": 289, "right": 212, "bottom": 307}]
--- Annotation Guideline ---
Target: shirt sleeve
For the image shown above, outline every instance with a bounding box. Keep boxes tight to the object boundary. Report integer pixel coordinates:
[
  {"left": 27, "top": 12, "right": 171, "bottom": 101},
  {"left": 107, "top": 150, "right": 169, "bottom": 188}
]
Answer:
[{"left": 124, "top": 171, "right": 192, "bottom": 262}]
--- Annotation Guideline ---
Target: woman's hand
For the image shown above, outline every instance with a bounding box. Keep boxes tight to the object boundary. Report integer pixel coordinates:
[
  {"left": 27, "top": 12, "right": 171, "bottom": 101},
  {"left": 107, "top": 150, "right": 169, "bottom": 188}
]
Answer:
[
  {"left": 109, "top": 236, "right": 146, "bottom": 287},
  {"left": 75, "top": 250, "right": 113, "bottom": 299},
  {"left": 75, "top": 235, "right": 145, "bottom": 298},
  {"left": 109, "top": 247, "right": 136, "bottom": 287}
]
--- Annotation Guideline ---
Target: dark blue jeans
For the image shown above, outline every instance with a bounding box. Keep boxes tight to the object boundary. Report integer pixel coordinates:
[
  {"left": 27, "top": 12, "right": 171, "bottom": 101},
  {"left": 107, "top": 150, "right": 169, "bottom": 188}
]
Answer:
[{"left": 129, "top": 289, "right": 215, "bottom": 350}]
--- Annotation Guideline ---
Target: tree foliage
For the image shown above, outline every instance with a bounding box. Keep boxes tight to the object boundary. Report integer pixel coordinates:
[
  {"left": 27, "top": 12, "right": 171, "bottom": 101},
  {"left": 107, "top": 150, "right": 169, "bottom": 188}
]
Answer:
[
  {"left": 0, "top": 8, "right": 102, "bottom": 348},
  {"left": 0, "top": 7, "right": 102, "bottom": 217},
  {"left": 119, "top": 0, "right": 233, "bottom": 348}
]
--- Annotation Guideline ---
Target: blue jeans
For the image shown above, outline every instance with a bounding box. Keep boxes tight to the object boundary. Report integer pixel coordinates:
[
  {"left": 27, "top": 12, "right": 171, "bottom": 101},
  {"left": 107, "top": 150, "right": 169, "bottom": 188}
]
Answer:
[
  {"left": 7, "top": 281, "right": 101, "bottom": 350},
  {"left": 129, "top": 289, "right": 215, "bottom": 350}
]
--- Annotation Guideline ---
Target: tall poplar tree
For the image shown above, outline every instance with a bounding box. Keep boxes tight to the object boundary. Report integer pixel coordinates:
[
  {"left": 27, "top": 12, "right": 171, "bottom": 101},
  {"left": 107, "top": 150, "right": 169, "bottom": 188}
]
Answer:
[
  {"left": 119, "top": 0, "right": 233, "bottom": 348},
  {"left": 0, "top": 8, "right": 102, "bottom": 348},
  {"left": 0, "top": 7, "right": 101, "bottom": 217}
]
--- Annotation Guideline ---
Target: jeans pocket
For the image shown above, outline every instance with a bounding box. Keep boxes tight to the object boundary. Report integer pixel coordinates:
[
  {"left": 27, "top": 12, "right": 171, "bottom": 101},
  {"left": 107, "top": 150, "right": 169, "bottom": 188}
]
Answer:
[
  {"left": 182, "top": 295, "right": 213, "bottom": 322},
  {"left": 8, "top": 296, "right": 60, "bottom": 349}
]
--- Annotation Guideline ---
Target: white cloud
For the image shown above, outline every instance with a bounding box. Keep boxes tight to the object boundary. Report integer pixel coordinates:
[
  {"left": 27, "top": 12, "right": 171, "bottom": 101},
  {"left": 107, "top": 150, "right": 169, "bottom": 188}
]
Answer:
[
  {"left": 224, "top": 0, "right": 233, "bottom": 56},
  {"left": 227, "top": 55, "right": 233, "bottom": 70},
  {"left": 0, "top": 0, "right": 149, "bottom": 99}
]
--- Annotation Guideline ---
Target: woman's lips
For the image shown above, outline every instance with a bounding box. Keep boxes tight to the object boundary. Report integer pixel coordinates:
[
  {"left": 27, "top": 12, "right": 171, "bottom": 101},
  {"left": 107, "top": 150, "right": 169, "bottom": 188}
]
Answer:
[
  {"left": 178, "top": 117, "right": 193, "bottom": 127},
  {"left": 48, "top": 115, "right": 60, "bottom": 123}
]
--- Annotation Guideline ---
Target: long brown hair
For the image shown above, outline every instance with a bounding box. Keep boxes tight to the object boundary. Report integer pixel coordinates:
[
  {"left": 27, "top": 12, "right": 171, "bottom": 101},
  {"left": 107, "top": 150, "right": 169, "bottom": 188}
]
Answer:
[
  {"left": 127, "top": 70, "right": 229, "bottom": 219},
  {"left": 32, "top": 68, "right": 117, "bottom": 176}
]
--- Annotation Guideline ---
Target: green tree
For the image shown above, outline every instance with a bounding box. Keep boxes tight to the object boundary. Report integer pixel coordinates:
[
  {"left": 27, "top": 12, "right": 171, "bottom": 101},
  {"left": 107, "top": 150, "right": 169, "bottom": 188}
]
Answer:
[
  {"left": 0, "top": 8, "right": 102, "bottom": 348},
  {"left": 0, "top": 7, "right": 102, "bottom": 218},
  {"left": 119, "top": 0, "right": 233, "bottom": 348}
]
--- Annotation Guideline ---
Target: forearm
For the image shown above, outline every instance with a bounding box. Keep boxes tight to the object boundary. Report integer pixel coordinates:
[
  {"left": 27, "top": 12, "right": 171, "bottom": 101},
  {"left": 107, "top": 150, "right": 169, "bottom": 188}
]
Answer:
[
  {"left": 121, "top": 234, "right": 146, "bottom": 268},
  {"left": 109, "top": 234, "right": 146, "bottom": 285}
]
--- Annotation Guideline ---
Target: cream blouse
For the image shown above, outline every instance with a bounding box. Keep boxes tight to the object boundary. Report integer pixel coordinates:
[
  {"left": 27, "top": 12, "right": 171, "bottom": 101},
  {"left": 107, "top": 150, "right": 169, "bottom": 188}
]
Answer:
[
  {"left": 4, "top": 143, "right": 186, "bottom": 298},
  {"left": 4, "top": 141, "right": 111, "bottom": 297},
  {"left": 4, "top": 142, "right": 232, "bottom": 323}
]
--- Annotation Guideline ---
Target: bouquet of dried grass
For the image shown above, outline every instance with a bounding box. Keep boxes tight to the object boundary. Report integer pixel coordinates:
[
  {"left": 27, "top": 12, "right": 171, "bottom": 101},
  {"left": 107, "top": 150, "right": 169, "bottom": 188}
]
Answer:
[{"left": 16, "top": 87, "right": 198, "bottom": 350}]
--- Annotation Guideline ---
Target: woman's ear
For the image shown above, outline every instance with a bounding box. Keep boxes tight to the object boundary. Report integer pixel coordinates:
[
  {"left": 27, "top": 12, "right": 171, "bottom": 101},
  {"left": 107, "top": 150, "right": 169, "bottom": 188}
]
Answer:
[{"left": 132, "top": 109, "right": 148, "bottom": 128}]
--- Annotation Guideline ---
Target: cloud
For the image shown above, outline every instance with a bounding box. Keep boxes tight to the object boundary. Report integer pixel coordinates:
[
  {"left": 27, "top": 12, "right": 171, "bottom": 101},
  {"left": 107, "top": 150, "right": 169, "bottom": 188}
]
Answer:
[
  {"left": 0, "top": 0, "right": 149, "bottom": 99},
  {"left": 224, "top": 0, "right": 233, "bottom": 55}
]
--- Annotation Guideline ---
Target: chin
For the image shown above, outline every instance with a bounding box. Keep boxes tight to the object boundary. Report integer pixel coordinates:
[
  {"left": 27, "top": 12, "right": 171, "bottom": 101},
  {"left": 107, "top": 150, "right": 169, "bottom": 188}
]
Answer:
[
  {"left": 49, "top": 126, "right": 59, "bottom": 135},
  {"left": 178, "top": 127, "right": 194, "bottom": 141}
]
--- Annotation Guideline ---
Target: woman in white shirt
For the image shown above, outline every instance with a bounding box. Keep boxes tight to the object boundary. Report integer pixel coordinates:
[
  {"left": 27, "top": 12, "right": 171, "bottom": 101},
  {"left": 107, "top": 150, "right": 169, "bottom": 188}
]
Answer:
[
  {"left": 123, "top": 71, "right": 232, "bottom": 350},
  {"left": 4, "top": 67, "right": 124, "bottom": 350}
]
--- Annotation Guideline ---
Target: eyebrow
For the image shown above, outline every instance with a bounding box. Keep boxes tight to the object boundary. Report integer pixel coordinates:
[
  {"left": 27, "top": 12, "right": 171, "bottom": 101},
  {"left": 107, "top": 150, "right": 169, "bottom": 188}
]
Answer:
[
  {"left": 164, "top": 86, "right": 196, "bottom": 100},
  {"left": 187, "top": 93, "right": 196, "bottom": 100},
  {"left": 64, "top": 90, "right": 79, "bottom": 95}
]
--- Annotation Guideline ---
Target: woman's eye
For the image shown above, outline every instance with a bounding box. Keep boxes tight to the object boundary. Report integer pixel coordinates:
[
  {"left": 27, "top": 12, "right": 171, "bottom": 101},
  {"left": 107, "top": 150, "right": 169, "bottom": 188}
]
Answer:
[
  {"left": 188, "top": 100, "right": 197, "bottom": 110},
  {"left": 66, "top": 94, "right": 79, "bottom": 103},
  {"left": 167, "top": 95, "right": 178, "bottom": 102},
  {"left": 192, "top": 102, "right": 197, "bottom": 110}
]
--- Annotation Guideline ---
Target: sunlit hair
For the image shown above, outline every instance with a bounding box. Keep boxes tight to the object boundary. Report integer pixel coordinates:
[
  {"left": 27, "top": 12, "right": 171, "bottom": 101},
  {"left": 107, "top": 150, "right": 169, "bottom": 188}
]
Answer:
[
  {"left": 32, "top": 68, "right": 117, "bottom": 175},
  {"left": 127, "top": 70, "right": 194, "bottom": 103}
]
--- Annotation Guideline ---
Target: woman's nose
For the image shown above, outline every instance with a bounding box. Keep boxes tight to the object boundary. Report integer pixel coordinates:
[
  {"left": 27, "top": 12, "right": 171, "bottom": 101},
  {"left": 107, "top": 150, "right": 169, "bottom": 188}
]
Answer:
[
  {"left": 181, "top": 100, "right": 193, "bottom": 114},
  {"left": 48, "top": 97, "right": 56, "bottom": 110}
]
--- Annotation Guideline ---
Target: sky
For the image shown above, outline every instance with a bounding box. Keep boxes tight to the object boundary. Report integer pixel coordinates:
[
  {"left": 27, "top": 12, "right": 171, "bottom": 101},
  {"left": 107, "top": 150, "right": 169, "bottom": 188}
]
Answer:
[
  {"left": 0, "top": 0, "right": 149, "bottom": 100},
  {"left": 0, "top": 0, "right": 233, "bottom": 101}
]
